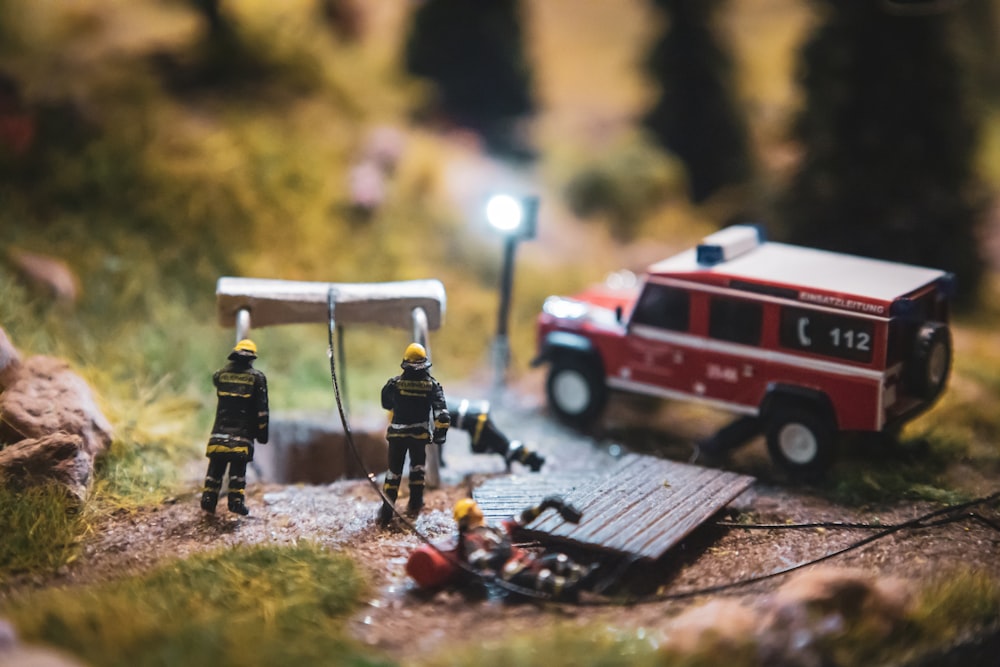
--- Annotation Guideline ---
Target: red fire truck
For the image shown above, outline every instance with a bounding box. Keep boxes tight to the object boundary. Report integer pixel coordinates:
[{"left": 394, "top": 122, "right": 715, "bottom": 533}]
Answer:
[{"left": 533, "top": 225, "right": 954, "bottom": 476}]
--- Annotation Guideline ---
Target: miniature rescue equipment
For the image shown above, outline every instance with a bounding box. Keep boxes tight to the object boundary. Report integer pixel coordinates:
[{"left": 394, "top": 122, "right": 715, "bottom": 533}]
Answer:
[
  {"left": 534, "top": 225, "right": 954, "bottom": 477},
  {"left": 406, "top": 496, "right": 589, "bottom": 601},
  {"left": 201, "top": 338, "right": 269, "bottom": 516},
  {"left": 215, "top": 277, "right": 447, "bottom": 486}
]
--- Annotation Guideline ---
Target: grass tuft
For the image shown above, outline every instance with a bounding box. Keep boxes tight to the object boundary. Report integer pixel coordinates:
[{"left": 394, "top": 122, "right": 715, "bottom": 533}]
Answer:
[
  {"left": 3, "top": 541, "right": 391, "bottom": 667},
  {"left": 905, "top": 568, "right": 1000, "bottom": 646},
  {"left": 418, "top": 624, "right": 668, "bottom": 667},
  {"left": 0, "top": 483, "right": 88, "bottom": 581}
]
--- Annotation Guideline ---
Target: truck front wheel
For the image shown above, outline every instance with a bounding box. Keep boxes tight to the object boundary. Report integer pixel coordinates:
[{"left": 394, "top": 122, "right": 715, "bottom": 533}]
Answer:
[{"left": 546, "top": 354, "right": 607, "bottom": 427}]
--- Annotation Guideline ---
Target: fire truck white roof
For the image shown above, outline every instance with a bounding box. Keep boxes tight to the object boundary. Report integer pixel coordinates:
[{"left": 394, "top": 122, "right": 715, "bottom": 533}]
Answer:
[{"left": 650, "top": 234, "right": 948, "bottom": 305}]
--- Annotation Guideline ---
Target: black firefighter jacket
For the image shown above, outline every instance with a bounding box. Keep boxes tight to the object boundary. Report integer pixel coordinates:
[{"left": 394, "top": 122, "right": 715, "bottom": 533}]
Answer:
[{"left": 206, "top": 360, "right": 269, "bottom": 460}]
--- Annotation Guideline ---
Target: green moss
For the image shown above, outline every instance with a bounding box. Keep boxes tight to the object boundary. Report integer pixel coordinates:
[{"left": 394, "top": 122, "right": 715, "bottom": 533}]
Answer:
[
  {"left": 3, "top": 542, "right": 392, "bottom": 667},
  {"left": 0, "top": 484, "right": 87, "bottom": 580},
  {"left": 822, "top": 438, "right": 970, "bottom": 507},
  {"left": 907, "top": 569, "right": 1000, "bottom": 644},
  {"left": 418, "top": 621, "right": 765, "bottom": 667},
  {"left": 837, "top": 569, "right": 1000, "bottom": 665},
  {"left": 419, "top": 624, "right": 668, "bottom": 667}
]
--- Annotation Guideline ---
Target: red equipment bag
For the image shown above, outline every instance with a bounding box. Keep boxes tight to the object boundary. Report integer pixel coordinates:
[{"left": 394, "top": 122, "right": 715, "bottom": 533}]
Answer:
[{"left": 405, "top": 539, "right": 460, "bottom": 589}]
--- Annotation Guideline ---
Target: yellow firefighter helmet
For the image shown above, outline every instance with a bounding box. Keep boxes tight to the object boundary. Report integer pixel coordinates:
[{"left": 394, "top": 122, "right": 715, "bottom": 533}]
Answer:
[
  {"left": 232, "top": 339, "right": 258, "bottom": 358},
  {"left": 401, "top": 342, "right": 430, "bottom": 370},
  {"left": 453, "top": 498, "right": 484, "bottom": 527}
]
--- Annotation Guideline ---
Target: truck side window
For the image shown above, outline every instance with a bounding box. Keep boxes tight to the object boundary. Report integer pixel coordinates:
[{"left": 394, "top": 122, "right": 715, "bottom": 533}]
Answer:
[
  {"left": 631, "top": 284, "right": 690, "bottom": 331},
  {"left": 709, "top": 297, "right": 762, "bottom": 346}
]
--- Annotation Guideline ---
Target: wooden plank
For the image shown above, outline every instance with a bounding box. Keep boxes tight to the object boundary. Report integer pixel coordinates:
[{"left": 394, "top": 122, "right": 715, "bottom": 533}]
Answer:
[
  {"left": 474, "top": 454, "right": 754, "bottom": 562},
  {"left": 216, "top": 277, "right": 446, "bottom": 330},
  {"left": 473, "top": 472, "right": 596, "bottom": 526},
  {"left": 582, "top": 457, "right": 705, "bottom": 548},
  {"left": 531, "top": 454, "right": 672, "bottom": 539},
  {"left": 610, "top": 468, "right": 745, "bottom": 556}
]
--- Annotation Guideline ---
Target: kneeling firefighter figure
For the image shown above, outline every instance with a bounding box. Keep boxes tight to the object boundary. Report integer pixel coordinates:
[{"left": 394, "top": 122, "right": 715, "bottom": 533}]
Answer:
[
  {"left": 379, "top": 342, "right": 449, "bottom": 525},
  {"left": 201, "top": 339, "right": 269, "bottom": 516},
  {"left": 453, "top": 496, "right": 589, "bottom": 601}
]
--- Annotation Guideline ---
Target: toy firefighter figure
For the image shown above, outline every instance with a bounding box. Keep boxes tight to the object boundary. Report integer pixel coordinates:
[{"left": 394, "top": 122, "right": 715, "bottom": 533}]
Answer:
[
  {"left": 452, "top": 496, "right": 589, "bottom": 601},
  {"left": 447, "top": 398, "right": 545, "bottom": 472},
  {"left": 200, "top": 338, "right": 269, "bottom": 516},
  {"left": 379, "top": 342, "right": 449, "bottom": 525}
]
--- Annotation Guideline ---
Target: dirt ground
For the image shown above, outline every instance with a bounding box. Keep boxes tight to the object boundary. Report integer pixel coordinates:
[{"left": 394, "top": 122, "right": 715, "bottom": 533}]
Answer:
[{"left": 9, "top": 373, "right": 997, "bottom": 665}]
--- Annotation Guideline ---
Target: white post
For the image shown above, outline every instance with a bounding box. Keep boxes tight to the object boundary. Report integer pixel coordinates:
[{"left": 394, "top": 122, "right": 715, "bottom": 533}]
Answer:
[
  {"left": 235, "top": 308, "right": 251, "bottom": 343},
  {"left": 412, "top": 306, "right": 440, "bottom": 488}
]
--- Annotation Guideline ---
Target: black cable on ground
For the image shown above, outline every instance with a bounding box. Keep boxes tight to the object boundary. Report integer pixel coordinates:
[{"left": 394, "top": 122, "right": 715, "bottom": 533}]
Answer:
[{"left": 715, "top": 491, "right": 1000, "bottom": 532}]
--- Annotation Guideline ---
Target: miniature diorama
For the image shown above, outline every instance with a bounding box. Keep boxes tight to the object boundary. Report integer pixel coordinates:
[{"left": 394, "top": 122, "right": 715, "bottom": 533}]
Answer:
[{"left": 3, "top": 1, "right": 1000, "bottom": 666}]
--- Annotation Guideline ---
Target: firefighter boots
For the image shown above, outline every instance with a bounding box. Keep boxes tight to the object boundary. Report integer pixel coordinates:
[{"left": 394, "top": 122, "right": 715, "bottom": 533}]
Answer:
[
  {"left": 378, "top": 500, "right": 395, "bottom": 526},
  {"left": 201, "top": 490, "right": 218, "bottom": 514},
  {"left": 507, "top": 442, "right": 545, "bottom": 472},
  {"left": 228, "top": 495, "right": 249, "bottom": 516},
  {"left": 378, "top": 472, "right": 401, "bottom": 526}
]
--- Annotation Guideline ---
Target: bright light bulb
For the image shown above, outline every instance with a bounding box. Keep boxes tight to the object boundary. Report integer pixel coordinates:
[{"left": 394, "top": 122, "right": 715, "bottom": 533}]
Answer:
[{"left": 486, "top": 195, "right": 524, "bottom": 232}]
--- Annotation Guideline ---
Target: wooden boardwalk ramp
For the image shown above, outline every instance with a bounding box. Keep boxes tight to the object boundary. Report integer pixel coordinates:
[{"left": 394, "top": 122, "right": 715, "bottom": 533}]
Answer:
[{"left": 473, "top": 454, "right": 754, "bottom": 562}]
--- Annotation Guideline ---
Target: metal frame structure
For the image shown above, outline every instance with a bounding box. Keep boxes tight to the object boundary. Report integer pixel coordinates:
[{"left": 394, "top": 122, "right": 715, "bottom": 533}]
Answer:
[{"left": 216, "top": 276, "right": 447, "bottom": 486}]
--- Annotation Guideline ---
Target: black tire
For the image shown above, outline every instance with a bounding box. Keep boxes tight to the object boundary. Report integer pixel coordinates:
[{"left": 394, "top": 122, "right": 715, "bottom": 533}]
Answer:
[
  {"left": 907, "top": 323, "right": 951, "bottom": 400},
  {"left": 545, "top": 354, "right": 607, "bottom": 427},
  {"left": 765, "top": 402, "right": 835, "bottom": 480}
]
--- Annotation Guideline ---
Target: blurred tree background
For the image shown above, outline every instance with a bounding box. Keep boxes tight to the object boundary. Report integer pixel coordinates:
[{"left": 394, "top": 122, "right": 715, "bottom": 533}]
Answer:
[
  {"left": 405, "top": 0, "right": 536, "bottom": 160},
  {"left": 0, "top": 0, "right": 998, "bottom": 444},
  {"left": 777, "top": 0, "right": 988, "bottom": 306},
  {"left": 641, "top": 0, "right": 752, "bottom": 205}
]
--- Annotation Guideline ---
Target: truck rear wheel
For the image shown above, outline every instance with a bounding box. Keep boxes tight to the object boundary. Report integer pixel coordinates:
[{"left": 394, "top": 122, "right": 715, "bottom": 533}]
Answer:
[
  {"left": 765, "top": 402, "right": 835, "bottom": 479},
  {"left": 546, "top": 354, "right": 606, "bottom": 427}
]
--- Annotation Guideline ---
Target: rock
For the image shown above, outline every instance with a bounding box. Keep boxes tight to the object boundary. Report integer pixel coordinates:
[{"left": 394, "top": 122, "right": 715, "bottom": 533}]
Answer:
[
  {"left": 657, "top": 567, "right": 914, "bottom": 667},
  {"left": 0, "top": 619, "right": 15, "bottom": 651},
  {"left": 0, "top": 646, "right": 88, "bottom": 667},
  {"left": 0, "top": 327, "right": 21, "bottom": 391},
  {"left": 771, "top": 567, "right": 910, "bottom": 635},
  {"left": 0, "top": 433, "right": 92, "bottom": 503},
  {"left": 6, "top": 248, "right": 80, "bottom": 306},
  {"left": 1, "top": 615, "right": 87, "bottom": 667},
  {"left": 0, "top": 356, "right": 113, "bottom": 459},
  {"left": 660, "top": 599, "right": 758, "bottom": 658},
  {"left": 1, "top": 614, "right": 84, "bottom": 667},
  {"left": 763, "top": 566, "right": 912, "bottom": 648}
]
